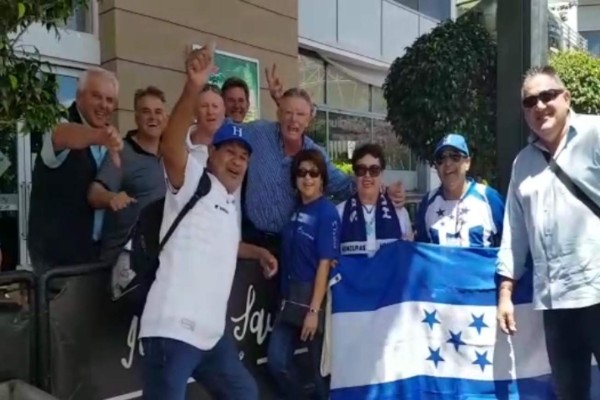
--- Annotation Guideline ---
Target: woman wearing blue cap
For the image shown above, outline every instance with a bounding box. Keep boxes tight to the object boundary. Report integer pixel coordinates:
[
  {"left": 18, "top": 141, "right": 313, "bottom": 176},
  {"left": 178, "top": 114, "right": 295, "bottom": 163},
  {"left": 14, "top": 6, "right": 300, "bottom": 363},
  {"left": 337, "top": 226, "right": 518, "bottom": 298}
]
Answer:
[{"left": 414, "top": 133, "right": 505, "bottom": 248}]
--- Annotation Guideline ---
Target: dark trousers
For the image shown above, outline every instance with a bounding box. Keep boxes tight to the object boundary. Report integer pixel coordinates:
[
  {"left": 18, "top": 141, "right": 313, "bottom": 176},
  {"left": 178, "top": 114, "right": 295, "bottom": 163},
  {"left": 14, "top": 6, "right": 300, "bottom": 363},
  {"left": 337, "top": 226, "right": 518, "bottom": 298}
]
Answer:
[
  {"left": 543, "top": 303, "right": 600, "bottom": 400},
  {"left": 267, "top": 319, "right": 329, "bottom": 400},
  {"left": 141, "top": 335, "right": 258, "bottom": 400}
]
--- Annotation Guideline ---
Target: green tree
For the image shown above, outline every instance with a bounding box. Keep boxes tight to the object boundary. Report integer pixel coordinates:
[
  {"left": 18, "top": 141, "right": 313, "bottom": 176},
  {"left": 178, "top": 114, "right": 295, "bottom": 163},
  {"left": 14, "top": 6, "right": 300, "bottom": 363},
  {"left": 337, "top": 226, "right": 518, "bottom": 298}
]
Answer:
[
  {"left": 383, "top": 13, "right": 497, "bottom": 181},
  {"left": 0, "top": 0, "right": 89, "bottom": 134},
  {"left": 550, "top": 50, "right": 600, "bottom": 115}
]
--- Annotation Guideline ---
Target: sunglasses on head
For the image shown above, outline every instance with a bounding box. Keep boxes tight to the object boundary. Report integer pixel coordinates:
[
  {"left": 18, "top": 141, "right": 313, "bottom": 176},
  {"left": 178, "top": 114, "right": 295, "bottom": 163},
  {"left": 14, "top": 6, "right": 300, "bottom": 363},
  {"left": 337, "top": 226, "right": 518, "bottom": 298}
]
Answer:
[
  {"left": 354, "top": 164, "right": 382, "bottom": 177},
  {"left": 522, "top": 89, "right": 564, "bottom": 109},
  {"left": 296, "top": 168, "right": 320, "bottom": 178},
  {"left": 435, "top": 152, "right": 465, "bottom": 166}
]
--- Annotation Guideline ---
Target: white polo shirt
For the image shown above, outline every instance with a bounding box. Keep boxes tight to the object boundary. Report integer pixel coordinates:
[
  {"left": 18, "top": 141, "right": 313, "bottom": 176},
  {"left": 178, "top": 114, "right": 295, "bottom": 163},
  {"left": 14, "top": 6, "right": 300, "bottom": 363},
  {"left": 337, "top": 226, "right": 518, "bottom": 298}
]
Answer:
[{"left": 139, "top": 154, "right": 240, "bottom": 350}]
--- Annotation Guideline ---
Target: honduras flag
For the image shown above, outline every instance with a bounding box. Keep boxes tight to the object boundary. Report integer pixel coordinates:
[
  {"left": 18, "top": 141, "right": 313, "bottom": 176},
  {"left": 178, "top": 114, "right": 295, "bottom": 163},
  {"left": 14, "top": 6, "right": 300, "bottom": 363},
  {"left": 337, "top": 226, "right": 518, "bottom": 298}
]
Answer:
[{"left": 329, "top": 241, "right": 600, "bottom": 399}]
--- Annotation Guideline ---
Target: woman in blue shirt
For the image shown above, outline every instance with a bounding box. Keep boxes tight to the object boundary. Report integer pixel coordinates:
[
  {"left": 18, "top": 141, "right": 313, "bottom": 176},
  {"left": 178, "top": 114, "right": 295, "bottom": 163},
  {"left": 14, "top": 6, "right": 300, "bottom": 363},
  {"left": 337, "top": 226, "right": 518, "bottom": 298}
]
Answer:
[{"left": 267, "top": 148, "right": 340, "bottom": 400}]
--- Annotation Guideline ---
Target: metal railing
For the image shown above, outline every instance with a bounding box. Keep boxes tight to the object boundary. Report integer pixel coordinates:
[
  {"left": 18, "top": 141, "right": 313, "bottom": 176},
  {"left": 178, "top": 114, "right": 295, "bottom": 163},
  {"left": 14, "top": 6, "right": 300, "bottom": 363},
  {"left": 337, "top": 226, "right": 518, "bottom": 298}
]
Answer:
[{"left": 548, "top": 12, "right": 588, "bottom": 52}]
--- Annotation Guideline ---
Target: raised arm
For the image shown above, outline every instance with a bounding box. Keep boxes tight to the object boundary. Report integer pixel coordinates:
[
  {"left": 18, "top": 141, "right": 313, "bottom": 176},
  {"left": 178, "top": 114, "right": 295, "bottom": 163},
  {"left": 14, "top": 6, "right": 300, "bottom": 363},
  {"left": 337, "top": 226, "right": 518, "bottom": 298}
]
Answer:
[{"left": 161, "top": 45, "right": 214, "bottom": 189}]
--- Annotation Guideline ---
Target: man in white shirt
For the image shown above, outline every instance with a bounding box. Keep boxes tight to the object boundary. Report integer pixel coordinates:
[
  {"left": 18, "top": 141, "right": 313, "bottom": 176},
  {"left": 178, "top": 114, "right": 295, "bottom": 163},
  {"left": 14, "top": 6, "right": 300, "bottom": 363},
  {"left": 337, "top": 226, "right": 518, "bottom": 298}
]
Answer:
[
  {"left": 497, "top": 66, "right": 600, "bottom": 399},
  {"left": 138, "top": 45, "right": 272, "bottom": 400}
]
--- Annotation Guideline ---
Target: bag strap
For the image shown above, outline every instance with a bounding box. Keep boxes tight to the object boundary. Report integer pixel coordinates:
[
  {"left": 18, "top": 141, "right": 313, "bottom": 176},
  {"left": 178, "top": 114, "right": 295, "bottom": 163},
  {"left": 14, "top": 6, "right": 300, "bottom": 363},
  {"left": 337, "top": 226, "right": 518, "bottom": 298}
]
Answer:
[
  {"left": 157, "top": 169, "right": 212, "bottom": 253},
  {"left": 543, "top": 152, "right": 600, "bottom": 219}
]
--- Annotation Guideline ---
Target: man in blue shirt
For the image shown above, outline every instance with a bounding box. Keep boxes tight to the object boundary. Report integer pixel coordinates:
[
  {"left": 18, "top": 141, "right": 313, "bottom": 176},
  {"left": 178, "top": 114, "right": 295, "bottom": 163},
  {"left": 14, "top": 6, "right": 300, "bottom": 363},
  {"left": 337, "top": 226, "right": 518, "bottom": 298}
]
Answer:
[{"left": 415, "top": 134, "right": 504, "bottom": 248}]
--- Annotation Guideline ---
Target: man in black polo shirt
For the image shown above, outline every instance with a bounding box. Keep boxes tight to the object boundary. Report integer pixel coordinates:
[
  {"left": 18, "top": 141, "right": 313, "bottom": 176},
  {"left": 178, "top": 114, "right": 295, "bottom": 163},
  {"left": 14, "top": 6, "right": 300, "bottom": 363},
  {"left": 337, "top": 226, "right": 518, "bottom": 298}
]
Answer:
[
  {"left": 87, "top": 86, "right": 168, "bottom": 298},
  {"left": 28, "top": 67, "right": 123, "bottom": 273}
]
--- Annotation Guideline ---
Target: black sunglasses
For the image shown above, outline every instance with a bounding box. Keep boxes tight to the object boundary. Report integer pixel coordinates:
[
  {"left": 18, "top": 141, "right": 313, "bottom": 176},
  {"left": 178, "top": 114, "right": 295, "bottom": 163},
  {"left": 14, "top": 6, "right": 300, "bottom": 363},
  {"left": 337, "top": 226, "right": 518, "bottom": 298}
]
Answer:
[
  {"left": 296, "top": 168, "right": 320, "bottom": 178},
  {"left": 522, "top": 89, "right": 564, "bottom": 109},
  {"left": 354, "top": 164, "right": 382, "bottom": 177},
  {"left": 435, "top": 152, "right": 465, "bottom": 166}
]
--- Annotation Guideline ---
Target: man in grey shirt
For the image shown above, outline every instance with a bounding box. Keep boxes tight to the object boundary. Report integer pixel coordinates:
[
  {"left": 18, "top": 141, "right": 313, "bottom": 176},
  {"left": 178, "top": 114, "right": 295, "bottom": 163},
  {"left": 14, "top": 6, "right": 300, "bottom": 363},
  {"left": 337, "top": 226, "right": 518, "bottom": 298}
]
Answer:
[
  {"left": 88, "top": 86, "right": 167, "bottom": 276},
  {"left": 497, "top": 66, "right": 600, "bottom": 399}
]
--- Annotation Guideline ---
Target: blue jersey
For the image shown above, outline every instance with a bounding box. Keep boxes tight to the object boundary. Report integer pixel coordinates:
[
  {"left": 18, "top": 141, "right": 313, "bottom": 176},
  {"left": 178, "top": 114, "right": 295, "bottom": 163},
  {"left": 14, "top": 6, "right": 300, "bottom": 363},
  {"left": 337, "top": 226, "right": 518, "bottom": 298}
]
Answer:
[
  {"left": 415, "top": 181, "right": 505, "bottom": 248},
  {"left": 281, "top": 196, "right": 340, "bottom": 286}
]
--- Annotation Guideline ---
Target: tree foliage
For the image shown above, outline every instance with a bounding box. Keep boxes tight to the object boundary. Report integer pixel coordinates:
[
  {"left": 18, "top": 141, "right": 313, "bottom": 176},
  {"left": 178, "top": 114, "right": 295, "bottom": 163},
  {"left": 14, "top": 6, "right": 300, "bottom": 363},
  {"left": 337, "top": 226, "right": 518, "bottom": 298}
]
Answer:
[
  {"left": 0, "top": 0, "right": 88, "bottom": 134},
  {"left": 383, "top": 14, "right": 497, "bottom": 179},
  {"left": 550, "top": 50, "right": 600, "bottom": 115}
]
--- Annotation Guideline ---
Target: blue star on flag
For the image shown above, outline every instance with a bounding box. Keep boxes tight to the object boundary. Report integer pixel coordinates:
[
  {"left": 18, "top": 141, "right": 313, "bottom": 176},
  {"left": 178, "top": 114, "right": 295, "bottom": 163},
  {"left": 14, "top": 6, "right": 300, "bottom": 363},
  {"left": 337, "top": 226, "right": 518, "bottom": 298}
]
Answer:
[
  {"left": 422, "top": 309, "right": 441, "bottom": 329},
  {"left": 426, "top": 346, "right": 445, "bottom": 368},
  {"left": 469, "top": 313, "right": 489, "bottom": 335},
  {"left": 472, "top": 351, "right": 492, "bottom": 372},
  {"left": 436, "top": 208, "right": 445, "bottom": 217},
  {"left": 447, "top": 330, "right": 466, "bottom": 351}
]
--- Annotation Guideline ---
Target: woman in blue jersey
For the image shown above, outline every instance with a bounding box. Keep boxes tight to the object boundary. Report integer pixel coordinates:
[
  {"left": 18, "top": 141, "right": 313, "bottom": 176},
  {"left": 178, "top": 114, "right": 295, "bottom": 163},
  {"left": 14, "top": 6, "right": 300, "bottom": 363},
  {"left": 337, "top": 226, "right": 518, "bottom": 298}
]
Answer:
[
  {"left": 337, "top": 143, "right": 413, "bottom": 257},
  {"left": 267, "top": 148, "right": 340, "bottom": 400},
  {"left": 415, "top": 133, "right": 505, "bottom": 247}
]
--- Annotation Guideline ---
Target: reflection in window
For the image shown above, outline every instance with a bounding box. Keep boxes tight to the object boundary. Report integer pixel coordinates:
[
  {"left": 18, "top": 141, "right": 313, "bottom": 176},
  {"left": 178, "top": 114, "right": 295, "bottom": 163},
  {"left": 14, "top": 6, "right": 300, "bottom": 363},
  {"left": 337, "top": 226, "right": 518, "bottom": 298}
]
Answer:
[
  {"left": 62, "top": 4, "right": 93, "bottom": 33},
  {"left": 393, "top": 0, "right": 451, "bottom": 20},
  {"left": 581, "top": 31, "right": 600, "bottom": 56},
  {"left": 327, "top": 112, "right": 372, "bottom": 162},
  {"left": 56, "top": 75, "right": 78, "bottom": 107},
  {"left": 306, "top": 110, "right": 328, "bottom": 149},
  {"left": 326, "top": 66, "right": 370, "bottom": 112},
  {"left": 299, "top": 55, "right": 326, "bottom": 105},
  {"left": 372, "top": 119, "right": 416, "bottom": 171},
  {"left": 371, "top": 86, "right": 387, "bottom": 115}
]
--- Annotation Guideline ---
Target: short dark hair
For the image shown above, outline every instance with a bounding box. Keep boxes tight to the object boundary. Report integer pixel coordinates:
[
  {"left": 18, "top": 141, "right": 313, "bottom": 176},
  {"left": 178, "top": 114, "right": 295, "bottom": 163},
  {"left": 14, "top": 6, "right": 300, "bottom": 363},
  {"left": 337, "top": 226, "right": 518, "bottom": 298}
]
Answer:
[
  {"left": 351, "top": 143, "right": 386, "bottom": 170},
  {"left": 134, "top": 86, "right": 166, "bottom": 109},
  {"left": 290, "top": 149, "right": 329, "bottom": 189},
  {"left": 522, "top": 65, "right": 565, "bottom": 95},
  {"left": 199, "top": 83, "right": 222, "bottom": 96},
  {"left": 222, "top": 77, "right": 249, "bottom": 99}
]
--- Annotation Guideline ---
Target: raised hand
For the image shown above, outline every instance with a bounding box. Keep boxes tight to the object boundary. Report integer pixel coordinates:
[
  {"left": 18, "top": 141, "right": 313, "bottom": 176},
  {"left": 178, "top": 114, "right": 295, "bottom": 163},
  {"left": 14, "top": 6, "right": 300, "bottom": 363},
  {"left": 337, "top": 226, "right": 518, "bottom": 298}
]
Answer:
[
  {"left": 102, "top": 125, "right": 123, "bottom": 168},
  {"left": 265, "top": 63, "right": 284, "bottom": 102},
  {"left": 186, "top": 43, "right": 215, "bottom": 90}
]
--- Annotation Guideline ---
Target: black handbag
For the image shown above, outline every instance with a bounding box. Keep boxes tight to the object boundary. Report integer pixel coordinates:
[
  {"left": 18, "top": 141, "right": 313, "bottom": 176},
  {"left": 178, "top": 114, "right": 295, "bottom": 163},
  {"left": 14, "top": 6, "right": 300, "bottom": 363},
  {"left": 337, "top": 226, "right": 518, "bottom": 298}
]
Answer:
[
  {"left": 278, "top": 216, "right": 325, "bottom": 334},
  {"left": 279, "top": 281, "right": 325, "bottom": 334},
  {"left": 543, "top": 152, "right": 600, "bottom": 218}
]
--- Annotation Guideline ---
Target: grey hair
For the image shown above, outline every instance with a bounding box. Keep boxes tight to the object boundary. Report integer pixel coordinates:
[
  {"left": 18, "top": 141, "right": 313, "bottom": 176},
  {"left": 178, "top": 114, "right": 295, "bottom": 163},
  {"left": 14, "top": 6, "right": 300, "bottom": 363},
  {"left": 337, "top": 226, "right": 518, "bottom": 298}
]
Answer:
[
  {"left": 77, "top": 67, "right": 119, "bottom": 94},
  {"left": 521, "top": 65, "right": 565, "bottom": 97}
]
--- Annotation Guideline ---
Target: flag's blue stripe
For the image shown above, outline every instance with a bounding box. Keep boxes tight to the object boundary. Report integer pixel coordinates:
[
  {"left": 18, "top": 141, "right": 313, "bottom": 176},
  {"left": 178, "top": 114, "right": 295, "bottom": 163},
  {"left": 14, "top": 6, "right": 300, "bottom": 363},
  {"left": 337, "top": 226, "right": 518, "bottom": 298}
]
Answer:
[
  {"left": 330, "top": 374, "right": 556, "bottom": 400},
  {"left": 331, "top": 370, "right": 600, "bottom": 400},
  {"left": 332, "top": 241, "right": 533, "bottom": 314}
]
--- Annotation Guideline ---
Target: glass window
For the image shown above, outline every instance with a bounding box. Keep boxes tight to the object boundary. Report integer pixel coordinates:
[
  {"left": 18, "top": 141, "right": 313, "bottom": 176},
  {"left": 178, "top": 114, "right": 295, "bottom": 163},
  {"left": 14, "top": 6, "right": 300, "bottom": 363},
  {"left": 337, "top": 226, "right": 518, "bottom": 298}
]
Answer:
[
  {"left": 372, "top": 119, "right": 415, "bottom": 170},
  {"left": 371, "top": 86, "right": 387, "bottom": 115},
  {"left": 306, "top": 110, "right": 328, "bottom": 149},
  {"left": 327, "top": 112, "right": 372, "bottom": 162},
  {"left": 419, "top": 0, "right": 451, "bottom": 21},
  {"left": 581, "top": 31, "right": 600, "bottom": 56},
  {"left": 299, "top": 54, "right": 326, "bottom": 105},
  {"left": 393, "top": 0, "right": 419, "bottom": 11},
  {"left": 62, "top": 5, "right": 93, "bottom": 33},
  {"left": 326, "top": 65, "right": 370, "bottom": 112}
]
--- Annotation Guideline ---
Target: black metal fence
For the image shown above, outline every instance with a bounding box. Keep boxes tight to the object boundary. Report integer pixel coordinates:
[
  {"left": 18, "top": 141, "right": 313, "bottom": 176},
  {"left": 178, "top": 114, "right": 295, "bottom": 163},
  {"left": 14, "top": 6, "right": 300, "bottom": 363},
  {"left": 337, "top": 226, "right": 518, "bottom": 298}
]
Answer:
[{"left": 0, "top": 259, "right": 302, "bottom": 399}]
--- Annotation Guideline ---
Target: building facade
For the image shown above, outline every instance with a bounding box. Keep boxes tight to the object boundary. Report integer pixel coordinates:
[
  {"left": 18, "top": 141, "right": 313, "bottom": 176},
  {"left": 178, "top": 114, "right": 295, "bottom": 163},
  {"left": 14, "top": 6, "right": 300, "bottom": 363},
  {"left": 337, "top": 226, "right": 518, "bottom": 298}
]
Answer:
[
  {"left": 3, "top": 0, "right": 449, "bottom": 270},
  {"left": 578, "top": 0, "right": 600, "bottom": 55}
]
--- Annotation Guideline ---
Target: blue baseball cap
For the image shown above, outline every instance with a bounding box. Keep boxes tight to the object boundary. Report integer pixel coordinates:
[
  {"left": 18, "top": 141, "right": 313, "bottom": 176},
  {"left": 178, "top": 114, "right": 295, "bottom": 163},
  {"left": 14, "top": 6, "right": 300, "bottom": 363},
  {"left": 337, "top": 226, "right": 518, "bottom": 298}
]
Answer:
[
  {"left": 434, "top": 134, "right": 470, "bottom": 157},
  {"left": 212, "top": 123, "right": 253, "bottom": 154}
]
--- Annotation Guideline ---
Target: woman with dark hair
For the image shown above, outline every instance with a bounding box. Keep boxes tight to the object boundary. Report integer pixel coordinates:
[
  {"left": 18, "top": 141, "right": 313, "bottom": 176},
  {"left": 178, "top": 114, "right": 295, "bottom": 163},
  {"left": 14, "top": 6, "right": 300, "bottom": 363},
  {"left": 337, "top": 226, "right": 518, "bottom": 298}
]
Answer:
[
  {"left": 337, "top": 143, "right": 413, "bottom": 257},
  {"left": 267, "top": 148, "right": 340, "bottom": 400}
]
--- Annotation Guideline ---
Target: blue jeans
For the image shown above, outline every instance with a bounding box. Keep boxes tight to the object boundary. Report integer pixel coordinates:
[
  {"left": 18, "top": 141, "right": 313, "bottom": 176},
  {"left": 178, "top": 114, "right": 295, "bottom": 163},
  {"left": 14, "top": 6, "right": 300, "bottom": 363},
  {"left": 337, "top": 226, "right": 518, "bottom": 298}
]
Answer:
[
  {"left": 141, "top": 335, "right": 258, "bottom": 400},
  {"left": 543, "top": 303, "right": 600, "bottom": 400},
  {"left": 267, "top": 319, "right": 329, "bottom": 400}
]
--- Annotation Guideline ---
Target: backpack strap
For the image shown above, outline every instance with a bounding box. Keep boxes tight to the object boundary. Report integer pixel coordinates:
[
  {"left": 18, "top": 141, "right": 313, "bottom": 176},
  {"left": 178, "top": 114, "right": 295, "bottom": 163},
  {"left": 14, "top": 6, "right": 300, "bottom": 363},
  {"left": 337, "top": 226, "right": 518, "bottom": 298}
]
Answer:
[{"left": 157, "top": 169, "right": 211, "bottom": 253}]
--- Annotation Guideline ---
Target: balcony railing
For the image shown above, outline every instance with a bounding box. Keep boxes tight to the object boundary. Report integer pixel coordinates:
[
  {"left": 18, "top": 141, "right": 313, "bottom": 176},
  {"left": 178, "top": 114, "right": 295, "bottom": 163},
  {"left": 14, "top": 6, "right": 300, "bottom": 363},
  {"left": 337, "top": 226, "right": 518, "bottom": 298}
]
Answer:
[{"left": 548, "top": 12, "right": 588, "bottom": 52}]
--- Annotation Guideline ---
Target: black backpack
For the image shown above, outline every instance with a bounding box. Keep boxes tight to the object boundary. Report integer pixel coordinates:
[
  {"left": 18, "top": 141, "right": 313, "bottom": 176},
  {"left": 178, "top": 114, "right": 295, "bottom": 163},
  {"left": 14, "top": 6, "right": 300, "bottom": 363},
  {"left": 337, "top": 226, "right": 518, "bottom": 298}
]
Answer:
[{"left": 124, "top": 170, "right": 212, "bottom": 314}]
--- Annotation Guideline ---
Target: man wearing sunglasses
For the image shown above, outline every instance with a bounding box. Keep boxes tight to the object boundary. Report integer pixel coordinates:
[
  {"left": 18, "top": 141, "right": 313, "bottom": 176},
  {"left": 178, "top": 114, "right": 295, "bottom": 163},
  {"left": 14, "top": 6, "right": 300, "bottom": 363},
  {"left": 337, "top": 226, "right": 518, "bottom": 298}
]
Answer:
[
  {"left": 497, "top": 66, "right": 600, "bottom": 399},
  {"left": 414, "top": 133, "right": 505, "bottom": 248}
]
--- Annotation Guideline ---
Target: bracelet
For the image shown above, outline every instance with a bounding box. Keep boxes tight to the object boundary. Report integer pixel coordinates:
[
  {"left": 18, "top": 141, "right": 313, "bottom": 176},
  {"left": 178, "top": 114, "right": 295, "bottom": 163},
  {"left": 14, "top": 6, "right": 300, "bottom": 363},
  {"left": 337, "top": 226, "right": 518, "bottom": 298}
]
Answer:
[{"left": 309, "top": 308, "right": 319, "bottom": 314}]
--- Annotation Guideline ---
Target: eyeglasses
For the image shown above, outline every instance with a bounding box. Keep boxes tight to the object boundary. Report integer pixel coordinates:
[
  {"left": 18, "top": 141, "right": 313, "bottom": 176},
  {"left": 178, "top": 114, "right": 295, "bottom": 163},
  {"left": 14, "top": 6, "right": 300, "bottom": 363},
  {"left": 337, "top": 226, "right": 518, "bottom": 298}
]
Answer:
[
  {"left": 354, "top": 164, "right": 382, "bottom": 177},
  {"left": 522, "top": 89, "right": 564, "bottom": 109},
  {"left": 296, "top": 168, "right": 320, "bottom": 178},
  {"left": 435, "top": 153, "right": 465, "bottom": 166}
]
